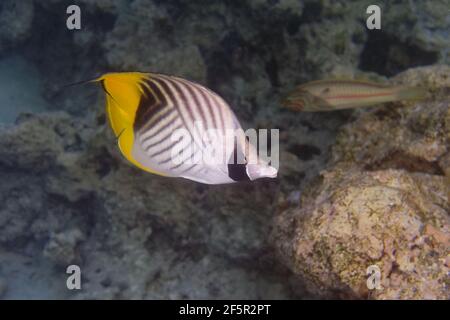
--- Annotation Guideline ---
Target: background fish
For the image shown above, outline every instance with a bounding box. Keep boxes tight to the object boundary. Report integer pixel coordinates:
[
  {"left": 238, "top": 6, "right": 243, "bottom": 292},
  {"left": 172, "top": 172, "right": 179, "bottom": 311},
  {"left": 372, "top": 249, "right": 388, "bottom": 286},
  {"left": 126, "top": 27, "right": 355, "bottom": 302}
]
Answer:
[
  {"left": 283, "top": 79, "right": 426, "bottom": 112},
  {"left": 97, "top": 72, "right": 277, "bottom": 185}
]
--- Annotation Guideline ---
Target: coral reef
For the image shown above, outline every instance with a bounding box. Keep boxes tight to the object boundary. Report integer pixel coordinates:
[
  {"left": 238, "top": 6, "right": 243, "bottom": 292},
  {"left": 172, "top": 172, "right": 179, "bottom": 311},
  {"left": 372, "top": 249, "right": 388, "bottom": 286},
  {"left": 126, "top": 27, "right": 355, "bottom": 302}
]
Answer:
[
  {"left": 0, "top": 1, "right": 34, "bottom": 53},
  {"left": 273, "top": 66, "right": 450, "bottom": 299},
  {"left": 0, "top": 112, "right": 306, "bottom": 299},
  {"left": 0, "top": 0, "right": 448, "bottom": 299}
]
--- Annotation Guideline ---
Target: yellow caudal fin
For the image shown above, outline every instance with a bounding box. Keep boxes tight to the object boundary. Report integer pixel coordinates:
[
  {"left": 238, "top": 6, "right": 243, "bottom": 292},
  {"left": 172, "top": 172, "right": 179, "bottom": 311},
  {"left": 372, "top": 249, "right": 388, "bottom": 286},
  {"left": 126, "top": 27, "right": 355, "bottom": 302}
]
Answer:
[{"left": 396, "top": 86, "right": 427, "bottom": 101}]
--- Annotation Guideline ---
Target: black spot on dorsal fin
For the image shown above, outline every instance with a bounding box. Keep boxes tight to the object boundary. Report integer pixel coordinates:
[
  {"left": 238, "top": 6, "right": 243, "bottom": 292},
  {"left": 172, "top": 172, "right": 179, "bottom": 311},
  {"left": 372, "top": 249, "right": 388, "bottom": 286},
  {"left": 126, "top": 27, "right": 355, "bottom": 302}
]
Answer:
[
  {"left": 227, "top": 163, "right": 250, "bottom": 181},
  {"left": 227, "top": 138, "right": 250, "bottom": 182}
]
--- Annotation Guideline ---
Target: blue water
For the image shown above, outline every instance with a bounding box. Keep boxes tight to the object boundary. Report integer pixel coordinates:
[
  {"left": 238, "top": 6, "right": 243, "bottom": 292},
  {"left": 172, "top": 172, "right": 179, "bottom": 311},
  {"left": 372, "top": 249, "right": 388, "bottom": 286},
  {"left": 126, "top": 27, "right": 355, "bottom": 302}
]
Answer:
[{"left": 0, "top": 55, "right": 50, "bottom": 123}]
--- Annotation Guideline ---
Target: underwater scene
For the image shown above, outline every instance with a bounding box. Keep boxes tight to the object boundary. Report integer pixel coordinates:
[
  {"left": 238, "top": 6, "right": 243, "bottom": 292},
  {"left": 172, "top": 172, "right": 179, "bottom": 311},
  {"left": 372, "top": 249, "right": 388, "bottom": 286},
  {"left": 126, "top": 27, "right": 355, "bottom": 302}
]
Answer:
[{"left": 0, "top": 0, "right": 448, "bottom": 300}]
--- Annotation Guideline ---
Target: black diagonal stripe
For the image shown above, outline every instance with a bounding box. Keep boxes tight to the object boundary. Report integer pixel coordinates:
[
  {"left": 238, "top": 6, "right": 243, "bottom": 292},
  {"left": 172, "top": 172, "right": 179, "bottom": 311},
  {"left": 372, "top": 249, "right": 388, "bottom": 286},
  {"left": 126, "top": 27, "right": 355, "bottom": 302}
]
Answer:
[
  {"left": 145, "top": 118, "right": 178, "bottom": 147},
  {"left": 151, "top": 76, "right": 206, "bottom": 150},
  {"left": 169, "top": 143, "right": 196, "bottom": 169},
  {"left": 139, "top": 104, "right": 176, "bottom": 134},
  {"left": 203, "top": 88, "right": 227, "bottom": 137},
  {"left": 162, "top": 77, "right": 210, "bottom": 149},
  {"left": 179, "top": 163, "right": 197, "bottom": 173},
  {"left": 177, "top": 79, "right": 209, "bottom": 129},
  {"left": 150, "top": 135, "right": 183, "bottom": 159},
  {"left": 198, "top": 88, "right": 219, "bottom": 130},
  {"left": 140, "top": 108, "right": 178, "bottom": 144},
  {"left": 149, "top": 76, "right": 193, "bottom": 129},
  {"left": 133, "top": 78, "right": 168, "bottom": 131},
  {"left": 160, "top": 77, "right": 195, "bottom": 123},
  {"left": 158, "top": 139, "right": 195, "bottom": 166},
  {"left": 157, "top": 78, "right": 196, "bottom": 127},
  {"left": 144, "top": 123, "right": 183, "bottom": 152}
]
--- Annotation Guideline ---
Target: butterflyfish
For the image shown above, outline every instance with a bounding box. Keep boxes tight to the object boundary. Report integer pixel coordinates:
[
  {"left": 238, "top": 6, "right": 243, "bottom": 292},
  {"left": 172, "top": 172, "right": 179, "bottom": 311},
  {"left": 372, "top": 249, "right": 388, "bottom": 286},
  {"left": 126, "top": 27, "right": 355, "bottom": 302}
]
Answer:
[
  {"left": 283, "top": 79, "right": 426, "bottom": 112},
  {"left": 95, "top": 72, "right": 277, "bottom": 184}
]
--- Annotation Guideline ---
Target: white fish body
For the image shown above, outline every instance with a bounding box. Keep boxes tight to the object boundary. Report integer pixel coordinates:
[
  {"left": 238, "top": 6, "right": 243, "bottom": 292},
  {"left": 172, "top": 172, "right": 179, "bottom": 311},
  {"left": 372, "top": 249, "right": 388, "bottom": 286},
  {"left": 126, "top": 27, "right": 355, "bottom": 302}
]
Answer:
[{"left": 100, "top": 72, "right": 277, "bottom": 184}]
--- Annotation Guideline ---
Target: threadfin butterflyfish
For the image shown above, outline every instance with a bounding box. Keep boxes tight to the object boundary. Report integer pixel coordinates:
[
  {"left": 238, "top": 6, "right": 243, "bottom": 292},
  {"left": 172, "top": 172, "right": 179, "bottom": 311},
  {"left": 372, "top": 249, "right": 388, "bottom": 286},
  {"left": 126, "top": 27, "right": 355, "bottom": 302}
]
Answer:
[
  {"left": 95, "top": 72, "right": 277, "bottom": 185},
  {"left": 283, "top": 79, "right": 426, "bottom": 112}
]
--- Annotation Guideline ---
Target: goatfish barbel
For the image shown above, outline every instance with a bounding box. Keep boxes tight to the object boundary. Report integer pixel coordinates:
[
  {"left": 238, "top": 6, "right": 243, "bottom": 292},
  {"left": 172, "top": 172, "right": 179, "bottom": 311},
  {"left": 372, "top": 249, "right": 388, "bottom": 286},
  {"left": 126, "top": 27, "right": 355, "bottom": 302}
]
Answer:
[
  {"left": 283, "top": 79, "right": 426, "bottom": 112},
  {"left": 91, "top": 72, "right": 277, "bottom": 185}
]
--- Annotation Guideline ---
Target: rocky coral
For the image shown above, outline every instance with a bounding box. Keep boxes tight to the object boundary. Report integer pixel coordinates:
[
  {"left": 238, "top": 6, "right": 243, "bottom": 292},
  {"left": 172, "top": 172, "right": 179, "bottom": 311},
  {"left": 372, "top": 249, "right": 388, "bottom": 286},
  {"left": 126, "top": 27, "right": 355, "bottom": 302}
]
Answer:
[
  {"left": 274, "top": 167, "right": 449, "bottom": 299},
  {"left": 0, "top": 112, "right": 307, "bottom": 299},
  {"left": 273, "top": 66, "right": 450, "bottom": 299},
  {"left": 36, "top": 0, "right": 448, "bottom": 118},
  {"left": 0, "top": 0, "right": 448, "bottom": 299},
  {"left": 0, "top": 1, "right": 34, "bottom": 53}
]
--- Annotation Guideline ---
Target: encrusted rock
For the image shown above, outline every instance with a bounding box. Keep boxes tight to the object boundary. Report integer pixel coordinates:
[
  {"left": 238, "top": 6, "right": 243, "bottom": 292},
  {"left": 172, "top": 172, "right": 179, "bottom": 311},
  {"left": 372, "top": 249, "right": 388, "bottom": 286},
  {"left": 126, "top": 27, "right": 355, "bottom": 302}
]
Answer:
[
  {"left": 0, "top": 1, "right": 34, "bottom": 53},
  {"left": 273, "top": 66, "right": 450, "bottom": 299},
  {"left": 274, "top": 167, "right": 449, "bottom": 299},
  {"left": 1, "top": 0, "right": 449, "bottom": 299},
  {"left": 43, "top": 228, "right": 85, "bottom": 266}
]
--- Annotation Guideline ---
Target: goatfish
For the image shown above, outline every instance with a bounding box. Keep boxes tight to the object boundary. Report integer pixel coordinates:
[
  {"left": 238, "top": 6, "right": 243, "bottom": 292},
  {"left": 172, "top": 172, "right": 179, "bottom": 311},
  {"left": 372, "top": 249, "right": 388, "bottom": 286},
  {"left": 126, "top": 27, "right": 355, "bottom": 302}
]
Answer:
[
  {"left": 91, "top": 72, "right": 277, "bottom": 185},
  {"left": 283, "top": 79, "right": 426, "bottom": 112}
]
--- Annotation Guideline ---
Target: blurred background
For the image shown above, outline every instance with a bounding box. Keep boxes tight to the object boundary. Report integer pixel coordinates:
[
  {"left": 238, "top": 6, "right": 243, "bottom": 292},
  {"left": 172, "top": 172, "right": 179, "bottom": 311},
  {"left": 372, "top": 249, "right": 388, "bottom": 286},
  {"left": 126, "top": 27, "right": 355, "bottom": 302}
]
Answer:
[{"left": 0, "top": 0, "right": 448, "bottom": 299}]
